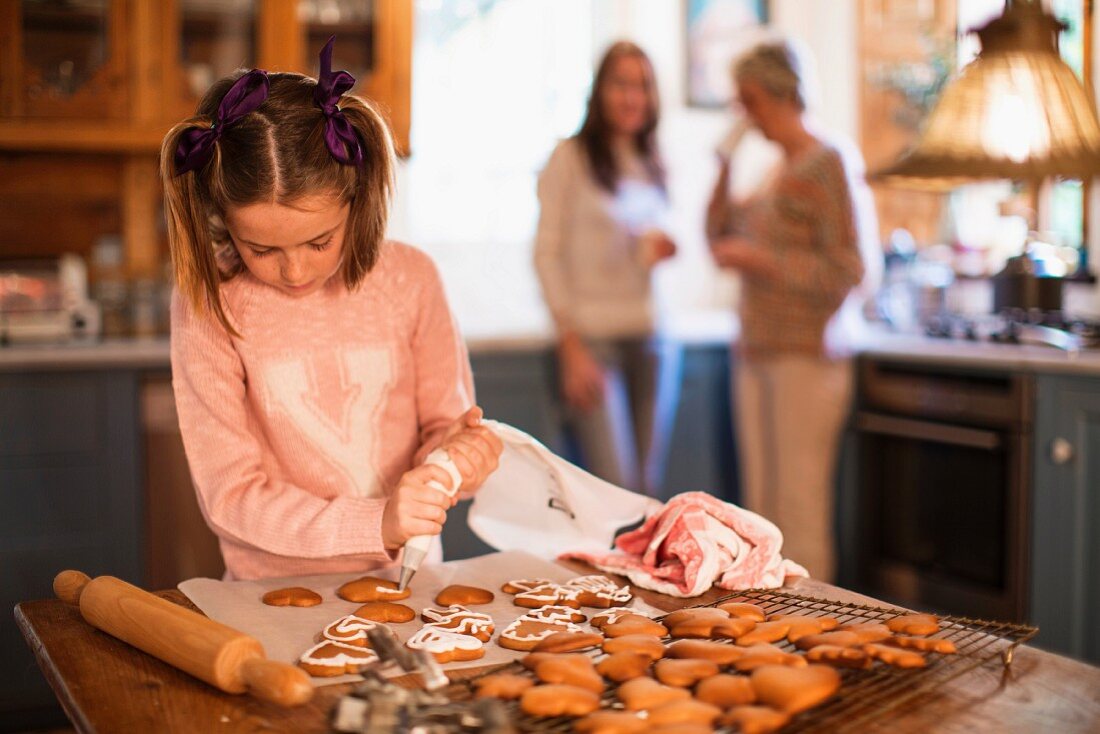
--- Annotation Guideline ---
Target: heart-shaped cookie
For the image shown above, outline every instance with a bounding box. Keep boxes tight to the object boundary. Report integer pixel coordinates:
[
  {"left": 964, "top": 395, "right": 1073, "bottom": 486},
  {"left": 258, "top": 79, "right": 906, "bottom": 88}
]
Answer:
[{"left": 750, "top": 663, "right": 841, "bottom": 714}]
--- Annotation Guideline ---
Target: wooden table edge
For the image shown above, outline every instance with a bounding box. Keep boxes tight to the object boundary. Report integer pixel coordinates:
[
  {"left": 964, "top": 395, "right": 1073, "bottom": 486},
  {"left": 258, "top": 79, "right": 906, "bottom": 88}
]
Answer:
[{"left": 14, "top": 602, "right": 95, "bottom": 732}]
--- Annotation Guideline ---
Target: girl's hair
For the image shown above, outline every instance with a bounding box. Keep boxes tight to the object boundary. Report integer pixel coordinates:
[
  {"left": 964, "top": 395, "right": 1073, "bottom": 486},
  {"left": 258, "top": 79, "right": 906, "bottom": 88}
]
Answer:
[
  {"left": 574, "top": 41, "right": 666, "bottom": 194},
  {"left": 733, "top": 38, "right": 819, "bottom": 112},
  {"left": 160, "top": 70, "right": 396, "bottom": 336}
]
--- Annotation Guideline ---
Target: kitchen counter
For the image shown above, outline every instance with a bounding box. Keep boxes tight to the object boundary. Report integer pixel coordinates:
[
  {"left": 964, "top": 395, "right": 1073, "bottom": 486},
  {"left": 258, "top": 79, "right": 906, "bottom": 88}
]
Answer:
[{"left": 15, "top": 563, "right": 1100, "bottom": 733}]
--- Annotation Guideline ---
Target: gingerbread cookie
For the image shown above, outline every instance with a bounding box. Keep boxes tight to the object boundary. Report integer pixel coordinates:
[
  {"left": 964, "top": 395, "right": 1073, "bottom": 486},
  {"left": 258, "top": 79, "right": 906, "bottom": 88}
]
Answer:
[
  {"left": 590, "top": 608, "right": 649, "bottom": 629},
  {"left": 499, "top": 607, "right": 587, "bottom": 651},
  {"left": 767, "top": 614, "right": 840, "bottom": 643},
  {"left": 473, "top": 673, "right": 534, "bottom": 700},
  {"left": 262, "top": 587, "right": 322, "bottom": 607},
  {"left": 664, "top": 608, "right": 755, "bottom": 640},
  {"left": 645, "top": 699, "right": 723, "bottom": 727},
  {"left": 694, "top": 673, "right": 756, "bottom": 708},
  {"left": 603, "top": 614, "right": 669, "bottom": 638},
  {"left": 520, "top": 684, "right": 601, "bottom": 717},
  {"left": 863, "top": 643, "right": 927, "bottom": 668},
  {"left": 735, "top": 621, "right": 791, "bottom": 646},
  {"left": 793, "top": 630, "right": 862, "bottom": 651},
  {"left": 665, "top": 639, "right": 744, "bottom": 665},
  {"left": 513, "top": 583, "right": 583, "bottom": 609},
  {"left": 574, "top": 711, "right": 648, "bottom": 734},
  {"left": 336, "top": 576, "right": 410, "bottom": 603},
  {"left": 617, "top": 676, "right": 692, "bottom": 711},
  {"left": 532, "top": 631, "right": 604, "bottom": 653},
  {"left": 435, "top": 584, "right": 495, "bottom": 607},
  {"left": 884, "top": 636, "right": 957, "bottom": 654},
  {"left": 731, "top": 644, "right": 807, "bottom": 672},
  {"left": 420, "top": 605, "right": 494, "bottom": 641},
  {"left": 405, "top": 624, "right": 485, "bottom": 663},
  {"left": 297, "top": 640, "right": 378, "bottom": 676},
  {"left": 885, "top": 613, "right": 941, "bottom": 636},
  {"left": 534, "top": 654, "right": 605, "bottom": 694},
  {"left": 602, "top": 633, "right": 667, "bottom": 661},
  {"left": 353, "top": 601, "right": 416, "bottom": 623},
  {"left": 654, "top": 658, "right": 720, "bottom": 687},
  {"left": 596, "top": 651, "right": 653, "bottom": 682},
  {"left": 322, "top": 614, "right": 378, "bottom": 646},
  {"left": 750, "top": 663, "right": 841, "bottom": 714},
  {"left": 501, "top": 578, "right": 554, "bottom": 594},
  {"left": 836, "top": 621, "right": 892, "bottom": 643},
  {"left": 804, "top": 644, "right": 872, "bottom": 669},
  {"left": 719, "top": 706, "right": 791, "bottom": 734},
  {"left": 717, "top": 602, "right": 767, "bottom": 622},
  {"left": 563, "top": 575, "right": 632, "bottom": 608}
]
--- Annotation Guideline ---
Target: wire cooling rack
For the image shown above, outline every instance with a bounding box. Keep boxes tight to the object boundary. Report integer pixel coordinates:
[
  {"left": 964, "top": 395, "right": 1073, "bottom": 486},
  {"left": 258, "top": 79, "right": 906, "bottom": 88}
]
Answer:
[{"left": 446, "top": 588, "right": 1038, "bottom": 732}]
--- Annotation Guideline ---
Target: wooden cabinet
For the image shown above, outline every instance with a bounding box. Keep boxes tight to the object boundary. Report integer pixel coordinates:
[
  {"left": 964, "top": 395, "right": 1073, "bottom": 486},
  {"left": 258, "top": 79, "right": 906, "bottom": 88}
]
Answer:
[
  {"left": 0, "top": 1, "right": 412, "bottom": 287},
  {"left": 1030, "top": 374, "right": 1100, "bottom": 665}
]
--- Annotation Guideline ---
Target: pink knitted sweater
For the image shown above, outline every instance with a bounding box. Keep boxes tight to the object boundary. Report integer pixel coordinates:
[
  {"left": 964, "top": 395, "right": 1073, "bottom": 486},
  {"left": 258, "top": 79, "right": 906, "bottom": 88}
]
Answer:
[{"left": 170, "top": 241, "right": 474, "bottom": 580}]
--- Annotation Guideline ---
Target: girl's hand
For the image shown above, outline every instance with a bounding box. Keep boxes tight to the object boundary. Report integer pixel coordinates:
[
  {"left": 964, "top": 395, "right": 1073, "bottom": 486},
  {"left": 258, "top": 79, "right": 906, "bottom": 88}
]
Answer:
[
  {"left": 705, "top": 158, "right": 733, "bottom": 243},
  {"left": 640, "top": 231, "right": 677, "bottom": 267},
  {"left": 558, "top": 332, "right": 605, "bottom": 413},
  {"left": 381, "top": 464, "right": 457, "bottom": 550},
  {"left": 437, "top": 407, "right": 504, "bottom": 496},
  {"left": 711, "top": 237, "right": 781, "bottom": 280}
]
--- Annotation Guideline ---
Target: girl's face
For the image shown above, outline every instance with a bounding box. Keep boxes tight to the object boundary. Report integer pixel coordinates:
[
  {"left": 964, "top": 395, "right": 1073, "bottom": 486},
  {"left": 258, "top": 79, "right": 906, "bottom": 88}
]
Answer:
[
  {"left": 601, "top": 54, "right": 652, "bottom": 137},
  {"left": 735, "top": 78, "right": 792, "bottom": 141},
  {"left": 225, "top": 194, "right": 349, "bottom": 298}
]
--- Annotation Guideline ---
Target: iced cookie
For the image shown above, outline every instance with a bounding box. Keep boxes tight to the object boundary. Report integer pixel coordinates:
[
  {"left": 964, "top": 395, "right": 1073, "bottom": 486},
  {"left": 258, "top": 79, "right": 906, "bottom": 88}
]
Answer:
[
  {"left": 513, "top": 583, "right": 583, "bottom": 609},
  {"left": 298, "top": 640, "right": 378, "bottom": 676},
  {"left": 501, "top": 578, "right": 555, "bottom": 594},
  {"left": 435, "top": 584, "right": 495, "bottom": 606},
  {"left": 405, "top": 624, "right": 485, "bottom": 663},
  {"left": 353, "top": 601, "right": 416, "bottom": 623},
  {"left": 590, "top": 608, "right": 649, "bottom": 630},
  {"left": 336, "top": 576, "right": 410, "bottom": 603},
  {"left": 421, "top": 605, "right": 495, "bottom": 641},
  {"left": 499, "top": 607, "right": 588, "bottom": 651},
  {"left": 322, "top": 614, "right": 378, "bottom": 646},
  {"left": 563, "top": 575, "right": 632, "bottom": 608},
  {"left": 261, "top": 587, "right": 322, "bottom": 607}
]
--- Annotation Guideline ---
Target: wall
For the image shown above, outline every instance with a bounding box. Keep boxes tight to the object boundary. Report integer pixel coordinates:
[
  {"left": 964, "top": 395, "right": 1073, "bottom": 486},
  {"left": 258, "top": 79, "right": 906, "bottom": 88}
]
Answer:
[{"left": 388, "top": 0, "right": 861, "bottom": 337}]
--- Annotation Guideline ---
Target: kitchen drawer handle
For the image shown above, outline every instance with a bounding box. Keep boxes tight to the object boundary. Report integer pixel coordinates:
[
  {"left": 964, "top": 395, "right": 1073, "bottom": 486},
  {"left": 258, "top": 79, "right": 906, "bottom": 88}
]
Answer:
[
  {"left": 1050, "top": 437, "right": 1075, "bottom": 465},
  {"left": 854, "top": 412, "right": 1002, "bottom": 450}
]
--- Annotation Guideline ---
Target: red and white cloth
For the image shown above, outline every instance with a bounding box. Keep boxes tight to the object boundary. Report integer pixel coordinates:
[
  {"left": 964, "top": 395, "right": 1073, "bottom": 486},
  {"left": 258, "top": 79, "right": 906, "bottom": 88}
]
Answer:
[{"left": 561, "top": 491, "right": 808, "bottom": 597}]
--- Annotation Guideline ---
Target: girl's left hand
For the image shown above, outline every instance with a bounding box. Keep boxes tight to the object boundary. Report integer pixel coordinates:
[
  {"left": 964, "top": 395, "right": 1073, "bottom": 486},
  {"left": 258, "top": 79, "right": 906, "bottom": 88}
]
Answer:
[
  {"left": 711, "top": 237, "right": 781, "bottom": 280},
  {"left": 436, "top": 407, "right": 504, "bottom": 497}
]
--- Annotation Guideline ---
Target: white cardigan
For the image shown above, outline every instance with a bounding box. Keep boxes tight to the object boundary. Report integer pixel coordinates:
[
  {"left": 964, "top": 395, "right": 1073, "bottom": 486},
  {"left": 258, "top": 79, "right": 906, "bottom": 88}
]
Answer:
[{"left": 533, "top": 137, "right": 668, "bottom": 340}]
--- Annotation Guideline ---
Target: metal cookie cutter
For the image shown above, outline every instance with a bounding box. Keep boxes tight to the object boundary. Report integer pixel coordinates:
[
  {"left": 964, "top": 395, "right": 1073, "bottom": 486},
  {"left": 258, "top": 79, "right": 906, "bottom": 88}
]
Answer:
[{"left": 331, "top": 627, "right": 513, "bottom": 733}]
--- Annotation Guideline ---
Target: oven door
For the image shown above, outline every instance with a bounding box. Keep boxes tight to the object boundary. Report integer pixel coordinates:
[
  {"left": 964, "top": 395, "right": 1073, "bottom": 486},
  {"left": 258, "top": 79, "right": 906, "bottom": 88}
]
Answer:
[{"left": 854, "top": 411, "right": 1029, "bottom": 621}]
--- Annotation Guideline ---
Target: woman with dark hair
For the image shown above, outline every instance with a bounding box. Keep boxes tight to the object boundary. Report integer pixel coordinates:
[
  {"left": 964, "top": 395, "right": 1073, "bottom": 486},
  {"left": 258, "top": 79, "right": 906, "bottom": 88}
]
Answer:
[{"left": 534, "top": 41, "right": 680, "bottom": 496}]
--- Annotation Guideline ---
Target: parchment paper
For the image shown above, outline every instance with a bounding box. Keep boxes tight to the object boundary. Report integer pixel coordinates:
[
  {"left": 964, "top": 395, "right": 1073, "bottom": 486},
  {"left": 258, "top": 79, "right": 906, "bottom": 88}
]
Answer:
[{"left": 178, "top": 550, "right": 662, "bottom": 686}]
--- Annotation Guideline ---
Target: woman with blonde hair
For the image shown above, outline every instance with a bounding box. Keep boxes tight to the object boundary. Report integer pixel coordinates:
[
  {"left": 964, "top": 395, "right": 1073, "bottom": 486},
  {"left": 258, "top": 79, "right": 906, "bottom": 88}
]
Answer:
[{"left": 706, "top": 38, "right": 880, "bottom": 581}]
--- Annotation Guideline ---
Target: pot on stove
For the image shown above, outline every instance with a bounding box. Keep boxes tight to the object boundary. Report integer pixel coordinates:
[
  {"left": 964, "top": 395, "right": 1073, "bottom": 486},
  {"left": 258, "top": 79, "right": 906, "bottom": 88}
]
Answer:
[{"left": 991, "top": 253, "right": 1064, "bottom": 312}]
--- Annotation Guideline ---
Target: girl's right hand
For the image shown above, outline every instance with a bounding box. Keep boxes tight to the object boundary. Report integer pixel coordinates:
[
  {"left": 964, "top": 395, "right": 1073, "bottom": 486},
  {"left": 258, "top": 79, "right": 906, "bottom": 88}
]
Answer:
[
  {"left": 381, "top": 464, "right": 457, "bottom": 550},
  {"left": 558, "top": 332, "right": 605, "bottom": 413}
]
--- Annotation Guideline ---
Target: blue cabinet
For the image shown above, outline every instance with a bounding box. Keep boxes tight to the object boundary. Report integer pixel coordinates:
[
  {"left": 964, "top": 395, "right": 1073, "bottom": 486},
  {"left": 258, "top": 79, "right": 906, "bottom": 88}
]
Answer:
[
  {"left": 1031, "top": 374, "right": 1100, "bottom": 664},
  {"left": 0, "top": 370, "right": 144, "bottom": 728}
]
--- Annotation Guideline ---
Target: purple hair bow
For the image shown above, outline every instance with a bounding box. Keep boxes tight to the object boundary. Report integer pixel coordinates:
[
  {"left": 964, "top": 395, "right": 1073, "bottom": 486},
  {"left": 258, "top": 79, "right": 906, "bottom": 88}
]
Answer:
[
  {"left": 174, "top": 69, "right": 270, "bottom": 176},
  {"left": 313, "top": 36, "right": 364, "bottom": 166}
]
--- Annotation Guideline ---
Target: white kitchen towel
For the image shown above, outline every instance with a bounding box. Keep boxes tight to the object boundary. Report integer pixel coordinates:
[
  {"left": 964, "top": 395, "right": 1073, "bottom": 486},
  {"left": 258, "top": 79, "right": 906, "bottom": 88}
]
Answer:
[{"left": 468, "top": 421, "right": 661, "bottom": 557}]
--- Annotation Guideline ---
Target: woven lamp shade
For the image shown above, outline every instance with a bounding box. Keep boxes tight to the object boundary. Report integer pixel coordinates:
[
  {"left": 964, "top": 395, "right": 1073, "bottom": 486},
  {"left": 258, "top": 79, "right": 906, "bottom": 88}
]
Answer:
[{"left": 875, "top": 0, "right": 1100, "bottom": 190}]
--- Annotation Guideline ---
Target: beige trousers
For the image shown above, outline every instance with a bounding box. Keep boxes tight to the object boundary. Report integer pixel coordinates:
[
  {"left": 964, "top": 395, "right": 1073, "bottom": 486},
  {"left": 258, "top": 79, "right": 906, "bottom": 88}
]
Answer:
[{"left": 735, "top": 354, "right": 854, "bottom": 582}]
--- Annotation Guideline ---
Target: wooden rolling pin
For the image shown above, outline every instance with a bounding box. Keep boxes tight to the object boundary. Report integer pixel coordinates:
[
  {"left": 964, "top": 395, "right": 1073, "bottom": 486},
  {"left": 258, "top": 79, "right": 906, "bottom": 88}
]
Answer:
[{"left": 54, "top": 570, "right": 313, "bottom": 707}]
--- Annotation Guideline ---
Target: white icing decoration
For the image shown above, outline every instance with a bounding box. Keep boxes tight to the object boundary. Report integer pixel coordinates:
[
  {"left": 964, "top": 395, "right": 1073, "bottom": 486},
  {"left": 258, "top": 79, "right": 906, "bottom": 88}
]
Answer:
[
  {"left": 524, "top": 605, "right": 583, "bottom": 624},
  {"left": 421, "top": 605, "right": 494, "bottom": 635},
  {"left": 406, "top": 625, "right": 484, "bottom": 653},
  {"left": 564, "top": 575, "right": 632, "bottom": 602},
  {"left": 299, "top": 640, "right": 378, "bottom": 667},
  {"left": 322, "top": 614, "right": 378, "bottom": 643},
  {"left": 504, "top": 578, "right": 553, "bottom": 592},
  {"left": 376, "top": 586, "right": 405, "bottom": 597},
  {"left": 500, "top": 616, "right": 585, "bottom": 642}
]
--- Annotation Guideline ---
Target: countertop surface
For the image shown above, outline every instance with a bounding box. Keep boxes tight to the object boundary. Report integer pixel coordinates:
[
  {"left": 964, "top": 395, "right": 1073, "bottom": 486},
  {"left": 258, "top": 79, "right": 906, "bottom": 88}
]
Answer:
[
  {"left": 15, "top": 562, "right": 1100, "bottom": 733},
  {"left": 4, "top": 314, "right": 1100, "bottom": 377}
]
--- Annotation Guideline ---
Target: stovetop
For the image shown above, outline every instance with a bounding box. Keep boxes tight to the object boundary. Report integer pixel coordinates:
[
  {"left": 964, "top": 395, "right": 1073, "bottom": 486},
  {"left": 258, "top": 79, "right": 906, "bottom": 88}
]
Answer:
[{"left": 924, "top": 311, "right": 1100, "bottom": 351}]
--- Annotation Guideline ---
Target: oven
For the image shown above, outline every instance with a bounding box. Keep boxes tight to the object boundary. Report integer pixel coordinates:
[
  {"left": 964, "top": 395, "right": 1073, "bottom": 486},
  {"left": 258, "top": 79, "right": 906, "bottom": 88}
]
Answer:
[{"left": 851, "top": 359, "right": 1033, "bottom": 622}]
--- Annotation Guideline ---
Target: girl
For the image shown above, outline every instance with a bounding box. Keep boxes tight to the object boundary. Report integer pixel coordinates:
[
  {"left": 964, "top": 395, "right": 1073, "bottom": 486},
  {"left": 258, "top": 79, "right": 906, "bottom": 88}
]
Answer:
[
  {"left": 162, "top": 39, "right": 503, "bottom": 580},
  {"left": 534, "top": 41, "right": 680, "bottom": 497},
  {"left": 705, "top": 39, "right": 880, "bottom": 581}
]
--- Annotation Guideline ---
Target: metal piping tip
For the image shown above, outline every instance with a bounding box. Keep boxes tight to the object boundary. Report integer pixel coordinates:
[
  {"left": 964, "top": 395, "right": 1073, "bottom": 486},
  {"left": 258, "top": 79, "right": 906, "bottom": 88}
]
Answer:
[{"left": 397, "top": 565, "right": 415, "bottom": 592}]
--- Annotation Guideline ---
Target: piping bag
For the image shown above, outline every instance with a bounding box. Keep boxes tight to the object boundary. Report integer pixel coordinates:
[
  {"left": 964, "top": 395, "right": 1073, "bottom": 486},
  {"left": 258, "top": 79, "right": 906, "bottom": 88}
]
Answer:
[{"left": 397, "top": 420, "right": 659, "bottom": 589}]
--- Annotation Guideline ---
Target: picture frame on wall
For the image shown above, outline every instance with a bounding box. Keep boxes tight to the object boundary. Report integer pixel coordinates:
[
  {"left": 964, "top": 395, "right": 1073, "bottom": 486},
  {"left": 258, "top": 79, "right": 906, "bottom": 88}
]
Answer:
[{"left": 686, "top": 0, "right": 770, "bottom": 108}]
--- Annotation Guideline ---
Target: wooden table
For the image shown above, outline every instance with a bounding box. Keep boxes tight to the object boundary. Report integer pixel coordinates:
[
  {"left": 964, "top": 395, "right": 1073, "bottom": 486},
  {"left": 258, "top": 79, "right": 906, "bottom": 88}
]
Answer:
[{"left": 16, "top": 570, "right": 1100, "bottom": 733}]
